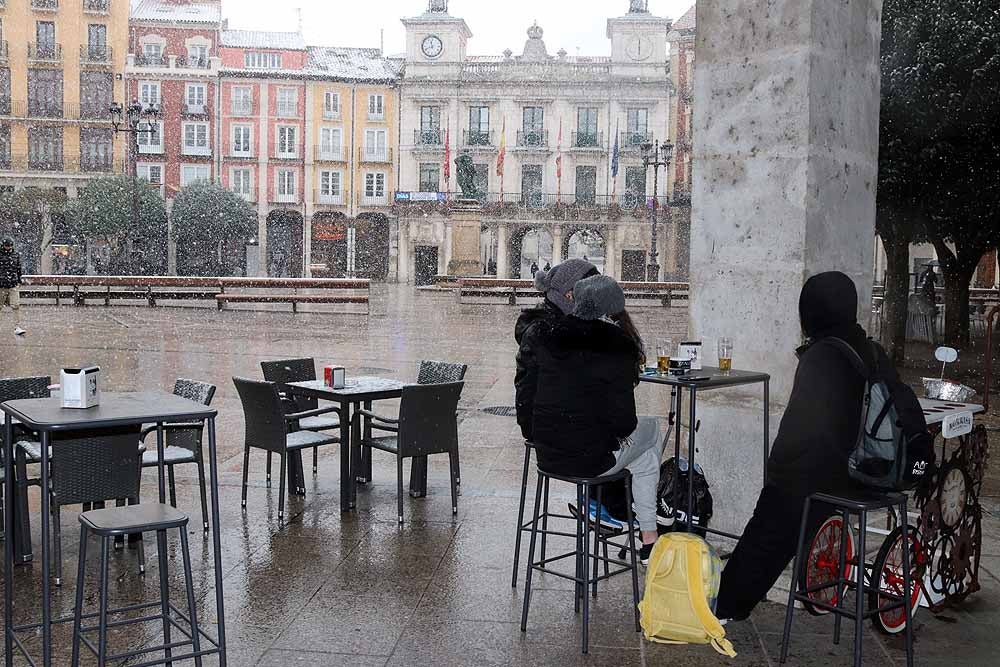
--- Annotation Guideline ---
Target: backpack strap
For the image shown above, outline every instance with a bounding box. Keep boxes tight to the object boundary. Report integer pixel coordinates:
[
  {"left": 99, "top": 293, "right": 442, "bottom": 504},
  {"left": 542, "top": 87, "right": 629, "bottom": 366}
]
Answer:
[
  {"left": 819, "top": 337, "right": 876, "bottom": 382},
  {"left": 684, "top": 541, "right": 737, "bottom": 658}
]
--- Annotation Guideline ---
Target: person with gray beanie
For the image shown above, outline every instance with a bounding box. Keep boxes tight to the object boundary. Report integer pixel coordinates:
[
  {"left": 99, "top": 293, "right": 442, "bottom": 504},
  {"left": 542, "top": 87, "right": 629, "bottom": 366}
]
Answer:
[
  {"left": 529, "top": 274, "right": 664, "bottom": 565},
  {"left": 514, "top": 258, "right": 598, "bottom": 442}
]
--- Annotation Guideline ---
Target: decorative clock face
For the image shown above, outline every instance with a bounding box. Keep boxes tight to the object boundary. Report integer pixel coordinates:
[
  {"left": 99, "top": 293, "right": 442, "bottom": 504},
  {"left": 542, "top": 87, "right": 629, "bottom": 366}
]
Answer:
[
  {"left": 422, "top": 35, "right": 444, "bottom": 59},
  {"left": 939, "top": 467, "right": 968, "bottom": 527},
  {"left": 626, "top": 36, "right": 652, "bottom": 61}
]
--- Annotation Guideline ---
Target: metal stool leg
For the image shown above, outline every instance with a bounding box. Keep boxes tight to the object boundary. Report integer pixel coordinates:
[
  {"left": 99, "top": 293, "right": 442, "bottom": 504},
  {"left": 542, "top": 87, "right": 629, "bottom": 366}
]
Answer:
[
  {"left": 265, "top": 451, "right": 272, "bottom": 487},
  {"left": 834, "top": 509, "right": 850, "bottom": 645},
  {"left": 278, "top": 452, "right": 287, "bottom": 523},
  {"left": 178, "top": 527, "right": 203, "bottom": 667},
  {"left": 574, "top": 484, "right": 583, "bottom": 614},
  {"left": 71, "top": 524, "right": 89, "bottom": 667},
  {"left": 540, "top": 476, "right": 550, "bottom": 564},
  {"left": 196, "top": 457, "right": 210, "bottom": 532},
  {"left": 511, "top": 444, "right": 531, "bottom": 588},
  {"left": 97, "top": 536, "right": 111, "bottom": 667},
  {"left": 156, "top": 529, "right": 173, "bottom": 666},
  {"left": 854, "top": 509, "right": 867, "bottom": 667},
  {"left": 520, "top": 473, "right": 545, "bottom": 632},
  {"left": 625, "top": 476, "right": 641, "bottom": 632},
  {"left": 581, "top": 482, "right": 592, "bottom": 654},
  {"left": 900, "top": 498, "right": 914, "bottom": 667},
  {"left": 592, "top": 485, "right": 602, "bottom": 598},
  {"left": 780, "top": 497, "right": 813, "bottom": 663},
  {"left": 240, "top": 446, "right": 250, "bottom": 510}
]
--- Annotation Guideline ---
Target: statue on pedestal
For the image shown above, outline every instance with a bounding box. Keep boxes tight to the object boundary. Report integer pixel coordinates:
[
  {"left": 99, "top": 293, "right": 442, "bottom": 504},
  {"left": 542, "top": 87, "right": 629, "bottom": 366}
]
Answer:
[
  {"left": 428, "top": 0, "right": 448, "bottom": 13},
  {"left": 455, "top": 153, "right": 482, "bottom": 201},
  {"left": 629, "top": 0, "right": 649, "bottom": 13}
]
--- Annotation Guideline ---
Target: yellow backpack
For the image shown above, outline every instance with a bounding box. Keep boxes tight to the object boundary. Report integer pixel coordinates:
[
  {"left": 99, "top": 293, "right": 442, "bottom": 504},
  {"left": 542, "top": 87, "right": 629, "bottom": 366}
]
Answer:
[{"left": 637, "top": 533, "right": 737, "bottom": 658}]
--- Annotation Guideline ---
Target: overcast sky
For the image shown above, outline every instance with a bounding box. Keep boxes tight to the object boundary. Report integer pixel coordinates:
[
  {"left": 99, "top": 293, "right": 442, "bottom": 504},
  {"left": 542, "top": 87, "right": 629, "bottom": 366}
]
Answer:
[{"left": 223, "top": 0, "right": 695, "bottom": 56}]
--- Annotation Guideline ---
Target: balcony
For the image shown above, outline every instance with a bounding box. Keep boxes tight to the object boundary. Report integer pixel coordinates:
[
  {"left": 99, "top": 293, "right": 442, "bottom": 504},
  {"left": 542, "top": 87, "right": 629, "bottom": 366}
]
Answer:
[
  {"left": 138, "top": 141, "right": 164, "bottom": 155},
  {"left": 231, "top": 102, "right": 253, "bottom": 116},
  {"left": 83, "top": 0, "right": 110, "bottom": 14},
  {"left": 274, "top": 149, "right": 299, "bottom": 160},
  {"left": 516, "top": 129, "right": 549, "bottom": 149},
  {"left": 183, "top": 103, "right": 211, "bottom": 117},
  {"left": 134, "top": 53, "right": 165, "bottom": 68},
  {"left": 359, "top": 147, "right": 392, "bottom": 163},
  {"left": 81, "top": 44, "right": 112, "bottom": 66},
  {"left": 2, "top": 100, "right": 121, "bottom": 121},
  {"left": 32, "top": 0, "right": 59, "bottom": 10},
  {"left": 182, "top": 144, "right": 211, "bottom": 157},
  {"left": 229, "top": 148, "right": 253, "bottom": 159},
  {"left": 177, "top": 55, "right": 210, "bottom": 69},
  {"left": 464, "top": 129, "right": 494, "bottom": 147},
  {"left": 620, "top": 131, "right": 653, "bottom": 151},
  {"left": 572, "top": 131, "right": 605, "bottom": 150},
  {"left": 360, "top": 192, "right": 389, "bottom": 207},
  {"left": 315, "top": 145, "right": 344, "bottom": 162},
  {"left": 276, "top": 105, "right": 297, "bottom": 119},
  {"left": 28, "top": 43, "right": 63, "bottom": 64},
  {"left": 318, "top": 192, "right": 344, "bottom": 205},
  {"left": 274, "top": 191, "right": 298, "bottom": 204},
  {"left": 413, "top": 129, "right": 442, "bottom": 147},
  {"left": 391, "top": 191, "right": 674, "bottom": 219},
  {"left": 322, "top": 108, "right": 341, "bottom": 120}
]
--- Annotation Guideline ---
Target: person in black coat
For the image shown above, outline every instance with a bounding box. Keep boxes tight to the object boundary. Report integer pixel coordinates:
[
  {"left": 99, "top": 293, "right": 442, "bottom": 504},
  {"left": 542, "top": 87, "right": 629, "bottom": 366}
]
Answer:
[
  {"left": 716, "top": 271, "right": 889, "bottom": 621},
  {"left": 0, "top": 236, "right": 25, "bottom": 335}
]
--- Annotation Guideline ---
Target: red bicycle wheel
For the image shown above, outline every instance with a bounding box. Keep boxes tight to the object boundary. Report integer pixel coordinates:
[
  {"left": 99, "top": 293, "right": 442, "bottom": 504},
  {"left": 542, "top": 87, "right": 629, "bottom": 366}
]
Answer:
[
  {"left": 799, "top": 515, "right": 855, "bottom": 616},
  {"left": 869, "top": 526, "right": 924, "bottom": 634}
]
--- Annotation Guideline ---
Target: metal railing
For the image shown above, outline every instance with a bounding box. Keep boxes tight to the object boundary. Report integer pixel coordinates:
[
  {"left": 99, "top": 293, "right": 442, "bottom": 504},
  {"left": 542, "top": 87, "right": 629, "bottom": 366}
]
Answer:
[
  {"left": 359, "top": 192, "right": 390, "bottom": 207},
  {"left": 620, "top": 131, "right": 653, "bottom": 149},
  {"left": 1, "top": 101, "right": 118, "bottom": 121},
  {"left": 414, "top": 129, "right": 442, "bottom": 146},
  {"left": 1, "top": 153, "right": 125, "bottom": 174},
  {"left": 28, "top": 43, "right": 63, "bottom": 63},
  {"left": 183, "top": 103, "right": 211, "bottom": 116},
  {"left": 464, "top": 129, "right": 494, "bottom": 146},
  {"left": 315, "top": 145, "right": 345, "bottom": 161},
  {"left": 0, "top": 41, "right": 8, "bottom": 61},
  {"left": 134, "top": 53, "right": 164, "bottom": 67},
  {"left": 176, "top": 55, "right": 210, "bottom": 69},
  {"left": 393, "top": 191, "right": 676, "bottom": 212},
  {"left": 83, "top": 0, "right": 110, "bottom": 13},
  {"left": 359, "top": 147, "right": 392, "bottom": 163},
  {"left": 32, "top": 0, "right": 59, "bottom": 9},
  {"left": 516, "top": 129, "right": 548, "bottom": 148},
  {"left": 572, "top": 131, "right": 604, "bottom": 149},
  {"left": 80, "top": 44, "right": 112, "bottom": 65}
]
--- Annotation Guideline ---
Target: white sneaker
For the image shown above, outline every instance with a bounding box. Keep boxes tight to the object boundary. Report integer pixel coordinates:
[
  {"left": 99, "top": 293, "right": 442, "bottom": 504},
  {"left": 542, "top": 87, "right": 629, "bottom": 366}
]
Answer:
[{"left": 13, "top": 327, "right": 25, "bottom": 336}]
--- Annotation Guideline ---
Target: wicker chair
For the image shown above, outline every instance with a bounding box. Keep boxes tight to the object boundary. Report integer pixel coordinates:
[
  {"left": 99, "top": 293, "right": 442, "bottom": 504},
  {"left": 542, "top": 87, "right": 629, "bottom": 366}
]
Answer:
[
  {"left": 261, "top": 358, "right": 342, "bottom": 479},
  {"left": 351, "top": 381, "right": 464, "bottom": 523},
  {"left": 233, "top": 377, "right": 340, "bottom": 523},
  {"left": 0, "top": 376, "right": 51, "bottom": 543},
  {"left": 139, "top": 379, "right": 217, "bottom": 532}
]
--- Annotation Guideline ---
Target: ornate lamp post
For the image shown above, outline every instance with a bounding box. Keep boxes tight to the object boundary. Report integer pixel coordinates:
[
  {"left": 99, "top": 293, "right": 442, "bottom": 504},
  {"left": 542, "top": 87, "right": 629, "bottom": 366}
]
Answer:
[
  {"left": 109, "top": 101, "right": 159, "bottom": 273},
  {"left": 641, "top": 139, "right": 673, "bottom": 282}
]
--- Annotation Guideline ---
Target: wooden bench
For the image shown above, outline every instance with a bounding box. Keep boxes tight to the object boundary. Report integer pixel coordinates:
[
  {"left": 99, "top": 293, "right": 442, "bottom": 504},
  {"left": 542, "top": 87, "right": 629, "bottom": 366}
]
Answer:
[
  {"left": 215, "top": 293, "right": 370, "bottom": 313},
  {"left": 457, "top": 278, "right": 689, "bottom": 307}
]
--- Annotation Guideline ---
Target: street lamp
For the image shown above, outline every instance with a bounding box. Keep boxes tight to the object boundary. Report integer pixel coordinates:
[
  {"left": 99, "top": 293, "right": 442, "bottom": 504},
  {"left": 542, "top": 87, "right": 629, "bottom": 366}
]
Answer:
[
  {"left": 110, "top": 100, "right": 160, "bottom": 274},
  {"left": 641, "top": 139, "right": 673, "bottom": 282}
]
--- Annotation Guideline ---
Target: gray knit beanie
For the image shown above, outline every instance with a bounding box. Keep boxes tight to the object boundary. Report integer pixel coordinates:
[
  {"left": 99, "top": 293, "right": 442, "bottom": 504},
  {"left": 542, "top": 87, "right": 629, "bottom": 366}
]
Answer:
[
  {"left": 572, "top": 274, "right": 626, "bottom": 321},
  {"left": 533, "top": 258, "right": 598, "bottom": 315}
]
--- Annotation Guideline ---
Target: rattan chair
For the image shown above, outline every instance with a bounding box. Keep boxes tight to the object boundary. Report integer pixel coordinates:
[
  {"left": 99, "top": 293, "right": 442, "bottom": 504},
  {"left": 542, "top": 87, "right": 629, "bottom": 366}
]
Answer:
[
  {"left": 139, "top": 379, "right": 217, "bottom": 532},
  {"left": 261, "top": 358, "right": 342, "bottom": 479},
  {"left": 233, "top": 377, "right": 340, "bottom": 523},
  {"left": 351, "top": 381, "right": 464, "bottom": 524},
  {"left": 0, "top": 376, "right": 51, "bottom": 543}
]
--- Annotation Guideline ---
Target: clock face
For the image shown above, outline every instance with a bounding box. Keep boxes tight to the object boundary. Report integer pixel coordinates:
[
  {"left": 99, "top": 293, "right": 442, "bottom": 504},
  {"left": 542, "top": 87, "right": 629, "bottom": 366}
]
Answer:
[
  {"left": 626, "top": 36, "right": 652, "bottom": 61},
  {"left": 939, "top": 467, "right": 968, "bottom": 528},
  {"left": 422, "top": 35, "right": 444, "bottom": 59}
]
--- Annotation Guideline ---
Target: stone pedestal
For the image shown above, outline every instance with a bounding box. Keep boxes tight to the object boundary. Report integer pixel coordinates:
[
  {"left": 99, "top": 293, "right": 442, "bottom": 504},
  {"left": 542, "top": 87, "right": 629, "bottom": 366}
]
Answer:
[
  {"left": 447, "top": 200, "right": 483, "bottom": 276},
  {"left": 687, "top": 0, "right": 882, "bottom": 536}
]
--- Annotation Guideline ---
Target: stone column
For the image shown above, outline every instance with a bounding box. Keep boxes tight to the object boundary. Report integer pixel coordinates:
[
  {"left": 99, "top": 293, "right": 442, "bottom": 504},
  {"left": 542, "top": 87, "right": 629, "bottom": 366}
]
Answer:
[
  {"left": 443, "top": 221, "right": 454, "bottom": 273},
  {"left": 551, "top": 224, "right": 564, "bottom": 266},
  {"left": 687, "top": 0, "right": 881, "bottom": 535},
  {"left": 604, "top": 226, "right": 617, "bottom": 279},
  {"left": 257, "top": 212, "right": 269, "bottom": 277},
  {"left": 446, "top": 201, "right": 483, "bottom": 276},
  {"left": 496, "top": 223, "right": 509, "bottom": 278}
]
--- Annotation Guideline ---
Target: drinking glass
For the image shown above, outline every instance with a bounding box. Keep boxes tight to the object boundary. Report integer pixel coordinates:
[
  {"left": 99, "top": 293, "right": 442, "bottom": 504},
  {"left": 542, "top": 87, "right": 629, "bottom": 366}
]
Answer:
[
  {"left": 717, "top": 337, "right": 734, "bottom": 372},
  {"left": 656, "top": 339, "right": 673, "bottom": 374}
]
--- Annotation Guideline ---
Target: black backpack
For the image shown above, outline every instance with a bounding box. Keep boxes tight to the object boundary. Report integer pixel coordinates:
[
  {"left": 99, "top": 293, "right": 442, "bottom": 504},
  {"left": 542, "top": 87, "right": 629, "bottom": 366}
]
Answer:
[
  {"left": 825, "top": 338, "right": 935, "bottom": 491},
  {"left": 656, "top": 457, "right": 713, "bottom": 537}
]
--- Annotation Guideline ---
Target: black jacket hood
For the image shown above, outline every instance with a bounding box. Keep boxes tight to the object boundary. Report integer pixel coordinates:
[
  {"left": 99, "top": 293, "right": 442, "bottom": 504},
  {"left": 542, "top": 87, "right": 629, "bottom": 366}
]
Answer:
[{"left": 799, "top": 271, "right": 859, "bottom": 340}]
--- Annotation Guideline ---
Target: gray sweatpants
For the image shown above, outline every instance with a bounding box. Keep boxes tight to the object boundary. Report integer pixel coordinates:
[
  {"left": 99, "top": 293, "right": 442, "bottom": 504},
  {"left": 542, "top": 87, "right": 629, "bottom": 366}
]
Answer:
[{"left": 601, "top": 416, "right": 663, "bottom": 532}]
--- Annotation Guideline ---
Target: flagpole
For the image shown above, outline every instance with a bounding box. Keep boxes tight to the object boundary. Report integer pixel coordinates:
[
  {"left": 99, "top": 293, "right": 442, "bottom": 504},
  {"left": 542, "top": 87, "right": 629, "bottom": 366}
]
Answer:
[{"left": 556, "top": 117, "right": 563, "bottom": 205}]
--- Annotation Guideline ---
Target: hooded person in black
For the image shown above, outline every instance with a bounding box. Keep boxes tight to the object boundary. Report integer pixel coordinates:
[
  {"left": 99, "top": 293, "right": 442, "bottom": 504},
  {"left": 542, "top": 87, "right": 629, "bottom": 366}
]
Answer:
[{"left": 716, "top": 271, "right": 887, "bottom": 621}]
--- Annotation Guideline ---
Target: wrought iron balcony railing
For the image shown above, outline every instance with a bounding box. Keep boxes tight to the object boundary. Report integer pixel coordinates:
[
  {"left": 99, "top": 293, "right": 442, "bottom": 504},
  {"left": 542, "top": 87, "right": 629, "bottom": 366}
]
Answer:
[
  {"left": 516, "top": 129, "right": 548, "bottom": 148},
  {"left": 28, "top": 43, "right": 63, "bottom": 63},
  {"left": 83, "top": 0, "right": 110, "bottom": 13},
  {"left": 414, "top": 129, "right": 442, "bottom": 146},
  {"left": 81, "top": 44, "right": 112, "bottom": 65},
  {"left": 572, "top": 131, "right": 604, "bottom": 149},
  {"left": 463, "top": 129, "right": 494, "bottom": 147}
]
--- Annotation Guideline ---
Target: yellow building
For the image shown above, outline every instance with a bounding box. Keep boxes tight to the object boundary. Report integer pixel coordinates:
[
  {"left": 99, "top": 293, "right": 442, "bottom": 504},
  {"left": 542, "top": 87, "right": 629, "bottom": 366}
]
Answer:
[
  {"left": 303, "top": 47, "right": 401, "bottom": 278},
  {"left": 0, "top": 0, "right": 129, "bottom": 195}
]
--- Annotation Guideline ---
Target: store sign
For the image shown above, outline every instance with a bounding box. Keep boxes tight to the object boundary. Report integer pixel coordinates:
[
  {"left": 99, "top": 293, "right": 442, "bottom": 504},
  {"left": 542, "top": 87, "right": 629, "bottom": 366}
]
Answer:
[
  {"left": 313, "top": 220, "right": 347, "bottom": 242},
  {"left": 395, "top": 191, "right": 446, "bottom": 202},
  {"left": 942, "top": 411, "right": 973, "bottom": 439}
]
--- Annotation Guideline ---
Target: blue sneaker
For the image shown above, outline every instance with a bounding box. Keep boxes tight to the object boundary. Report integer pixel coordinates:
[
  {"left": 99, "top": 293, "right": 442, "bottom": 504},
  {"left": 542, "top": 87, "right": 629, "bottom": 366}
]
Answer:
[{"left": 588, "top": 500, "right": 624, "bottom": 531}]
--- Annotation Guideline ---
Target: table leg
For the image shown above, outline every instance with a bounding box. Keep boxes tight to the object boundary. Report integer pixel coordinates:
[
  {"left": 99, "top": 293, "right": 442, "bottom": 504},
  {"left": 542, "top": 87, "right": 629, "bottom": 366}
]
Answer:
[
  {"left": 763, "top": 379, "right": 770, "bottom": 486},
  {"left": 409, "top": 457, "right": 428, "bottom": 498},
  {"left": 4, "top": 414, "right": 14, "bottom": 667},
  {"left": 289, "top": 451, "right": 305, "bottom": 496},
  {"left": 206, "top": 418, "right": 228, "bottom": 667},
  {"left": 156, "top": 423, "right": 167, "bottom": 504},
  {"left": 359, "top": 401, "right": 373, "bottom": 483},
  {"left": 13, "top": 447, "right": 32, "bottom": 563},
  {"left": 340, "top": 401, "right": 353, "bottom": 512},
  {"left": 39, "top": 431, "right": 52, "bottom": 666},
  {"left": 672, "top": 388, "right": 683, "bottom": 525},
  {"left": 687, "top": 389, "right": 697, "bottom": 533}
]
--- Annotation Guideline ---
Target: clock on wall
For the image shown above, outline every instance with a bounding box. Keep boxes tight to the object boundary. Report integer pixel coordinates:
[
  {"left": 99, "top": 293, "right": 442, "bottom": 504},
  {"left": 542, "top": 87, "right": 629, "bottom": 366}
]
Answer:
[
  {"left": 422, "top": 35, "right": 444, "bottom": 59},
  {"left": 626, "top": 35, "right": 652, "bottom": 61}
]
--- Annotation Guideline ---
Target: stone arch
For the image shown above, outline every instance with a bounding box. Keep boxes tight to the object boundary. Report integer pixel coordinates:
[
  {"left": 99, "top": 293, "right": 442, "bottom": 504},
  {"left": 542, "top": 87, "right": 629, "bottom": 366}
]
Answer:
[
  {"left": 354, "top": 212, "right": 390, "bottom": 281},
  {"left": 510, "top": 225, "right": 553, "bottom": 279},
  {"left": 266, "top": 209, "right": 303, "bottom": 277},
  {"left": 564, "top": 227, "right": 606, "bottom": 274}
]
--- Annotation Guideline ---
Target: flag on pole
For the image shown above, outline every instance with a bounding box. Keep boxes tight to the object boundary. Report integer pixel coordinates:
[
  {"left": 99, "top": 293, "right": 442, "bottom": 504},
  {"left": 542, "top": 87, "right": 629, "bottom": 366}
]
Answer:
[
  {"left": 443, "top": 118, "right": 451, "bottom": 191},
  {"left": 497, "top": 116, "right": 506, "bottom": 199},
  {"left": 610, "top": 121, "right": 620, "bottom": 198},
  {"left": 556, "top": 118, "right": 563, "bottom": 204}
]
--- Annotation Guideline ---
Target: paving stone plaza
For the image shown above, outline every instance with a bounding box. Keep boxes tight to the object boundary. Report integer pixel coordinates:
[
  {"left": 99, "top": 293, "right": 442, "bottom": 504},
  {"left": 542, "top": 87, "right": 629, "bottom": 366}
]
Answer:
[{"left": 2, "top": 287, "right": 998, "bottom": 665}]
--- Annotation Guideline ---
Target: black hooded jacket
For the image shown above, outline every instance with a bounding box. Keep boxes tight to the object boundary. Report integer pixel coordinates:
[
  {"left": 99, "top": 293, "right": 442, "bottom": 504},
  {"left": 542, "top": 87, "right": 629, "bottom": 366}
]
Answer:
[
  {"left": 530, "top": 316, "right": 641, "bottom": 477},
  {"left": 0, "top": 246, "right": 22, "bottom": 289},
  {"left": 766, "top": 272, "right": 890, "bottom": 498},
  {"left": 514, "top": 300, "right": 562, "bottom": 441}
]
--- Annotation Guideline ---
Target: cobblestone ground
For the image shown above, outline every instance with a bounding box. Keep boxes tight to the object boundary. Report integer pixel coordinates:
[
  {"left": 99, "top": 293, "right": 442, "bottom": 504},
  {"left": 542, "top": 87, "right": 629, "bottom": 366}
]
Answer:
[{"left": 1, "top": 285, "right": 997, "bottom": 666}]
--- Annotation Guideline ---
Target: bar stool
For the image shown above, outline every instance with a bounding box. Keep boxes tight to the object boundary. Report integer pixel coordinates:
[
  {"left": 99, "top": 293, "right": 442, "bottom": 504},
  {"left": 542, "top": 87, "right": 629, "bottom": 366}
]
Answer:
[
  {"left": 781, "top": 490, "right": 915, "bottom": 667},
  {"left": 520, "top": 466, "right": 641, "bottom": 654},
  {"left": 72, "top": 503, "right": 205, "bottom": 667}
]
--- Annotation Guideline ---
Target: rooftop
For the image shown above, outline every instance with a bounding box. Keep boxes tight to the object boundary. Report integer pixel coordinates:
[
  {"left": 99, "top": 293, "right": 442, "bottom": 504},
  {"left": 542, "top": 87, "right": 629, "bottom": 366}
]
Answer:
[
  {"left": 672, "top": 4, "right": 696, "bottom": 32},
  {"left": 130, "top": 0, "right": 221, "bottom": 24},
  {"left": 221, "top": 29, "right": 307, "bottom": 51},
  {"left": 306, "top": 47, "right": 404, "bottom": 81}
]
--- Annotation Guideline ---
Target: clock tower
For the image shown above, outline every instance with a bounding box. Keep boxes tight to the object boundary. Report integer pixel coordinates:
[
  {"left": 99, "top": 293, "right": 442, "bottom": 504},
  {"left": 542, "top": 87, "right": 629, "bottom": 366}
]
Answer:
[
  {"left": 402, "top": 1, "right": 472, "bottom": 74},
  {"left": 607, "top": 1, "right": 671, "bottom": 75}
]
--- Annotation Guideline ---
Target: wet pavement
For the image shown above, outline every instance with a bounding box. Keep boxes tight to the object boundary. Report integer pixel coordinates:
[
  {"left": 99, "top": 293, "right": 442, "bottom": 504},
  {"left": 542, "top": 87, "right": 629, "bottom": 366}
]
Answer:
[{"left": 1, "top": 285, "right": 997, "bottom": 666}]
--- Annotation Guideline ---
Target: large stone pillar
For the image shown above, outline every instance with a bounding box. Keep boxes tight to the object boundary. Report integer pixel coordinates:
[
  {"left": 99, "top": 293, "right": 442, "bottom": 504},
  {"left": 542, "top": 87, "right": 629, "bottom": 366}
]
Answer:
[
  {"left": 688, "top": 0, "right": 881, "bottom": 535},
  {"left": 551, "top": 224, "right": 564, "bottom": 266},
  {"left": 496, "top": 223, "right": 509, "bottom": 278}
]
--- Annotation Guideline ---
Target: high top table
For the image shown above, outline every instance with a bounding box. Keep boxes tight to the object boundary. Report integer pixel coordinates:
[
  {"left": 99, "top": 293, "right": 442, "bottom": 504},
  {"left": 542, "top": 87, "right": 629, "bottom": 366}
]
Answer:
[
  {"left": 2, "top": 392, "right": 228, "bottom": 667},
  {"left": 639, "top": 367, "right": 771, "bottom": 539}
]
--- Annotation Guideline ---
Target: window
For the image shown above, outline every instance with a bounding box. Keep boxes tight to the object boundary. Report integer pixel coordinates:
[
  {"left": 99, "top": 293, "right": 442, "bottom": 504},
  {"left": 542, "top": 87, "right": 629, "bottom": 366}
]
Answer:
[
  {"left": 187, "top": 44, "right": 208, "bottom": 67},
  {"left": 626, "top": 108, "right": 649, "bottom": 144},
  {"left": 182, "top": 122, "right": 210, "bottom": 155},
  {"left": 0, "top": 125, "right": 11, "bottom": 169},
  {"left": 419, "top": 163, "right": 440, "bottom": 192},
  {"left": 521, "top": 106, "right": 544, "bottom": 146},
  {"left": 364, "top": 129, "right": 387, "bottom": 161},
  {"left": 185, "top": 83, "right": 206, "bottom": 113},
  {"left": 276, "top": 88, "right": 297, "bottom": 117},
  {"left": 364, "top": 172, "right": 386, "bottom": 202},
  {"left": 181, "top": 165, "right": 210, "bottom": 186},
  {"left": 87, "top": 24, "right": 107, "bottom": 60},
  {"left": 469, "top": 106, "right": 490, "bottom": 145},
  {"left": 136, "top": 120, "right": 163, "bottom": 153},
  {"left": 28, "top": 125, "right": 62, "bottom": 171},
  {"left": 276, "top": 169, "right": 296, "bottom": 200},
  {"left": 624, "top": 165, "right": 646, "bottom": 207},
  {"left": 79, "top": 71, "right": 112, "bottom": 120},
  {"left": 0, "top": 69, "right": 8, "bottom": 116},
  {"left": 232, "top": 124, "right": 252, "bottom": 156},
  {"left": 27, "top": 68, "right": 62, "bottom": 118},
  {"left": 139, "top": 81, "right": 160, "bottom": 109},
  {"left": 368, "top": 94, "right": 384, "bottom": 120},
  {"left": 576, "top": 108, "right": 599, "bottom": 147},
  {"left": 319, "top": 127, "right": 342, "bottom": 159},
  {"left": 136, "top": 163, "right": 163, "bottom": 186},
  {"left": 323, "top": 91, "right": 340, "bottom": 118},
  {"left": 36, "top": 22, "right": 56, "bottom": 57},
  {"left": 521, "top": 164, "right": 543, "bottom": 208},
  {"left": 319, "top": 170, "right": 342, "bottom": 202},
  {"left": 231, "top": 168, "right": 253, "bottom": 198},
  {"left": 142, "top": 42, "right": 163, "bottom": 65},
  {"left": 245, "top": 51, "right": 281, "bottom": 69},
  {"left": 277, "top": 126, "right": 297, "bottom": 157},
  {"left": 575, "top": 166, "right": 597, "bottom": 205},
  {"left": 418, "top": 106, "right": 441, "bottom": 144},
  {"left": 80, "top": 127, "right": 113, "bottom": 172},
  {"left": 231, "top": 86, "right": 252, "bottom": 115}
]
